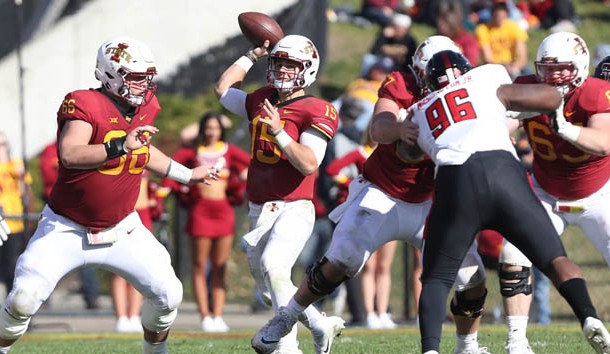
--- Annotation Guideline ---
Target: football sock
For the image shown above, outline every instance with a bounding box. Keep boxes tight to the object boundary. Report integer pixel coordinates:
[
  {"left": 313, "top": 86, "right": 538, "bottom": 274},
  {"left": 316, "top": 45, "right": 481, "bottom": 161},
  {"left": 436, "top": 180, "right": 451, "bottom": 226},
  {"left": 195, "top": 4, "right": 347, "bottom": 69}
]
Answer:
[
  {"left": 506, "top": 316, "right": 528, "bottom": 341},
  {"left": 558, "top": 278, "right": 597, "bottom": 326},
  {"left": 0, "top": 345, "right": 11, "bottom": 354},
  {"left": 455, "top": 332, "right": 478, "bottom": 351}
]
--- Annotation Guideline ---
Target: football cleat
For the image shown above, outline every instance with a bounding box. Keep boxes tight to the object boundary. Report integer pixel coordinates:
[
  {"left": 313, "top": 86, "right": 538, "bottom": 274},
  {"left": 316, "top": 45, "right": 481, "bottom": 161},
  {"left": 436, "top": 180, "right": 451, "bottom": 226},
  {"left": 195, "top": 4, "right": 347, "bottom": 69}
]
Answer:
[
  {"left": 311, "top": 313, "right": 345, "bottom": 354},
  {"left": 504, "top": 338, "right": 535, "bottom": 354},
  {"left": 252, "top": 307, "right": 298, "bottom": 354},
  {"left": 454, "top": 347, "right": 491, "bottom": 354},
  {"left": 583, "top": 317, "right": 610, "bottom": 354}
]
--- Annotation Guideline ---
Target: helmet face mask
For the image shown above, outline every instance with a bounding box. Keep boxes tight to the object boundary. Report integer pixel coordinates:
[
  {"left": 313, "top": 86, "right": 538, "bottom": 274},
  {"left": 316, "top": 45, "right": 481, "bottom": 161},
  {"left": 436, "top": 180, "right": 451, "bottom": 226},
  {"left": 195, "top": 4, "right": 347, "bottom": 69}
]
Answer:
[
  {"left": 94, "top": 37, "right": 157, "bottom": 106},
  {"left": 267, "top": 35, "right": 319, "bottom": 93},
  {"left": 535, "top": 32, "right": 589, "bottom": 96},
  {"left": 424, "top": 50, "right": 472, "bottom": 92},
  {"left": 412, "top": 35, "right": 461, "bottom": 94}
]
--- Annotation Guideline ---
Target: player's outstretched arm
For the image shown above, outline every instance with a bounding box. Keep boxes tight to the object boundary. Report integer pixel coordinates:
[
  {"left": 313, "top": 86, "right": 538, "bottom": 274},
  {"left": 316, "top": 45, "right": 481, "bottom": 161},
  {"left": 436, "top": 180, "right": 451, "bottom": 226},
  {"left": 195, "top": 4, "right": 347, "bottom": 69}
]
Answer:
[
  {"left": 148, "top": 145, "right": 219, "bottom": 185},
  {"left": 497, "top": 83, "right": 561, "bottom": 113}
]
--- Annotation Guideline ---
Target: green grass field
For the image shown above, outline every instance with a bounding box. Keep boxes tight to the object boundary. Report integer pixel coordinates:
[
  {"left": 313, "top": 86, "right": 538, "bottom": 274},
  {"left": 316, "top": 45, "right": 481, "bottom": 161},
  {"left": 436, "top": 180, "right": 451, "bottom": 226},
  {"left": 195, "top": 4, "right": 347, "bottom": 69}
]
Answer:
[{"left": 8, "top": 323, "right": 597, "bottom": 353}]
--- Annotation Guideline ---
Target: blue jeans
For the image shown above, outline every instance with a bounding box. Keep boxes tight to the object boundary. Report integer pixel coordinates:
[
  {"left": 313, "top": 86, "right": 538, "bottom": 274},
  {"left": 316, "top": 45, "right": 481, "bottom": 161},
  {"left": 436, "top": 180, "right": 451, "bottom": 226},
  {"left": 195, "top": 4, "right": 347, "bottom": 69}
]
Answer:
[{"left": 533, "top": 266, "right": 551, "bottom": 324}]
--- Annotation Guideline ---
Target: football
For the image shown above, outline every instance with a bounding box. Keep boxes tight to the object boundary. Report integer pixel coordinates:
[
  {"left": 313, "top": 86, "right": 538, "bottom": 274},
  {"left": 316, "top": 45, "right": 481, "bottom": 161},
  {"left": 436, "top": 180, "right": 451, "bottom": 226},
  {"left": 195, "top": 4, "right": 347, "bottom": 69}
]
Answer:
[{"left": 238, "top": 12, "right": 284, "bottom": 47}]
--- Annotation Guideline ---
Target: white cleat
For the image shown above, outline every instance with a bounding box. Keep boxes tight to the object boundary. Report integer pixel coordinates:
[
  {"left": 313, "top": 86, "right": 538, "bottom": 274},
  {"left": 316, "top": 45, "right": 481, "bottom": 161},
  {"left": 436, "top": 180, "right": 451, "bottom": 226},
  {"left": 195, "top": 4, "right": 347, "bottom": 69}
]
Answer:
[
  {"left": 454, "top": 347, "right": 491, "bottom": 354},
  {"left": 583, "top": 317, "right": 610, "bottom": 354},
  {"left": 312, "top": 314, "right": 345, "bottom": 354},
  {"left": 270, "top": 349, "right": 303, "bottom": 354},
  {"left": 252, "top": 307, "right": 298, "bottom": 354},
  {"left": 505, "top": 338, "right": 535, "bottom": 354}
]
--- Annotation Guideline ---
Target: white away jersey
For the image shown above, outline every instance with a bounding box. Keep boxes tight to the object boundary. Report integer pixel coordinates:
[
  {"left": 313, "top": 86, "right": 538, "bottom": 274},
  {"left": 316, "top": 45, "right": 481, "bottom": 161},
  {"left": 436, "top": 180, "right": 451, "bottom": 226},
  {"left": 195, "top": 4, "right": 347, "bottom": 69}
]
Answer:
[{"left": 409, "top": 64, "right": 518, "bottom": 166}]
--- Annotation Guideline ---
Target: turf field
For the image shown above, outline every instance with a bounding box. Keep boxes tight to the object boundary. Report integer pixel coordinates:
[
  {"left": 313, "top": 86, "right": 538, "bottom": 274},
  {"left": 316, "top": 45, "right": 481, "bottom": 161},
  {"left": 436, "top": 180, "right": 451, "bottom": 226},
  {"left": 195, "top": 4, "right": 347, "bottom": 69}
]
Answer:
[{"left": 9, "top": 323, "right": 597, "bottom": 353}]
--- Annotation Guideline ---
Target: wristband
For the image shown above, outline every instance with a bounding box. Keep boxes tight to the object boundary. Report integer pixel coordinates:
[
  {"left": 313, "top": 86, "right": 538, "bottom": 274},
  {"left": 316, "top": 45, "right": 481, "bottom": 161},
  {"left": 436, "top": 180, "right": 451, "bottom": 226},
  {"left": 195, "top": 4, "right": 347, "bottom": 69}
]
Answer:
[
  {"left": 166, "top": 160, "right": 194, "bottom": 184},
  {"left": 245, "top": 50, "right": 258, "bottom": 63},
  {"left": 274, "top": 129, "right": 293, "bottom": 149},
  {"left": 234, "top": 56, "right": 254, "bottom": 72},
  {"left": 104, "top": 136, "right": 129, "bottom": 160},
  {"left": 559, "top": 124, "right": 581, "bottom": 143}
]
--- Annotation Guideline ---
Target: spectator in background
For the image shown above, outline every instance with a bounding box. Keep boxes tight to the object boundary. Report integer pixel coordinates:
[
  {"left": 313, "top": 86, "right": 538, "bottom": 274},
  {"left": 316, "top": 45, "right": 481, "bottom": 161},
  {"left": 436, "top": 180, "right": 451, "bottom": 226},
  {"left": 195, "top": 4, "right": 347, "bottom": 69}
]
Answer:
[
  {"left": 475, "top": 0, "right": 530, "bottom": 78},
  {"left": 436, "top": 0, "right": 480, "bottom": 65},
  {"left": 0, "top": 133, "right": 31, "bottom": 297},
  {"left": 164, "top": 111, "right": 249, "bottom": 333},
  {"left": 39, "top": 141, "right": 102, "bottom": 310},
  {"left": 370, "top": 13, "right": 418, "bottom": 72},
  {"left": 360, "top": 0, "right": 404, "bottom": 27},
  {"left": 334, "top": 56, "right": 395, "bottom": 136},
  {"left": 526, "top": 0, "right": 576, "bottom": 32}
]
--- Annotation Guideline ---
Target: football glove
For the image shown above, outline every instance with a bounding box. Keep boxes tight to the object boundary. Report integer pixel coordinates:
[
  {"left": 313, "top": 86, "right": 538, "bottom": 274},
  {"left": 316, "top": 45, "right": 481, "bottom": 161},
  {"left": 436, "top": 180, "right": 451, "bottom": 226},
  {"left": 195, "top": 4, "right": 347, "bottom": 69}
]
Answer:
[
  {"left": 0, "top": 214, "right": 10, "bottom": 247},
  {"left": 549, "top": 100, "right": 580, "bottom": 143}
]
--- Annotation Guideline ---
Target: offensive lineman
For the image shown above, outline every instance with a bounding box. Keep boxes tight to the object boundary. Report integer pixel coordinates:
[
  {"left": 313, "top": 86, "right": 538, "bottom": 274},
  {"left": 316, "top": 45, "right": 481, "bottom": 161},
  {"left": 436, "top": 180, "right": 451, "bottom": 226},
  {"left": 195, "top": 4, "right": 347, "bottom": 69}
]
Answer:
[
  {"left": 499, "top": 33, "right": 610, "bottom": 354},
  {"left": 0, "top": 37, "right": 216, "bottom": 354}
]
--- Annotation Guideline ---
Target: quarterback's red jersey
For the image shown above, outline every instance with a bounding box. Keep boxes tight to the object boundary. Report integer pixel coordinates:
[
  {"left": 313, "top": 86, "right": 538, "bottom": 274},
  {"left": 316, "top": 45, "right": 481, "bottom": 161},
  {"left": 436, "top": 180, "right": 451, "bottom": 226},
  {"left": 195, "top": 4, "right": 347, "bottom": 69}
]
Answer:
[
  {"left": 517, "top": 76, "right": 610, "bottom": 200},
  {"left": 244, "top": 86, "right": 339, "bottom": 204},
  {"left": 49, "top": 89, "right": 160, "bottom": 230},
  {"left": 363, "top": 71, "right": 435, "bottom": 203}
]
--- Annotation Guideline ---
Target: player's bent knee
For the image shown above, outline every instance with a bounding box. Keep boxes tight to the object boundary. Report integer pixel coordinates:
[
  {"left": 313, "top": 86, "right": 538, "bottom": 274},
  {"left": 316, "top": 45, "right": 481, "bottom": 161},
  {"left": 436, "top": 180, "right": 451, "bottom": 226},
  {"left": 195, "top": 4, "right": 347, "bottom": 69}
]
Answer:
[
  {"left": 450, "top": 288, "right": 487, "bottom": 318},
  {"left": 0, "top": 288, "right": 39, "bottom": 340},
  {"left": 499, "top": 266, "right": 532, "bottom": 297},
  {"left": 306, "top": 258, "right": 346, "bottom": 297},
  {"left": 141, "top": 278, "right": 183, "bottom": 333}
]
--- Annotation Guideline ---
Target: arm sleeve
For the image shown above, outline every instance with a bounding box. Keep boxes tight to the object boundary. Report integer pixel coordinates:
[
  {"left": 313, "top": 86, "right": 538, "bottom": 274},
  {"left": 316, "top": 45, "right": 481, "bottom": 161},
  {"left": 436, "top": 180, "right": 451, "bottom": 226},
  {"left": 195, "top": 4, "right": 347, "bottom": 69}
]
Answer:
[
  {"left": 219, "top": 88, "right": 248, "bottom": 118},
  {"left": 300, "top": 129, "right": 328, "bottom": 168}
]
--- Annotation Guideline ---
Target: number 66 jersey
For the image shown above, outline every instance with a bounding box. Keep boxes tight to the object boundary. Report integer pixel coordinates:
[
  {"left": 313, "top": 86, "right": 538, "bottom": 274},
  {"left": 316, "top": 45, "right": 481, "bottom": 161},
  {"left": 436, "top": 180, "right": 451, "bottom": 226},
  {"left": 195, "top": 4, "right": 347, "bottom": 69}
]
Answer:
[
  {"left": 409, "top": 64, "right": 517, "bottom": 166},
  {"left": 49, "top": 89, "right": 160, "bottom": 230}
]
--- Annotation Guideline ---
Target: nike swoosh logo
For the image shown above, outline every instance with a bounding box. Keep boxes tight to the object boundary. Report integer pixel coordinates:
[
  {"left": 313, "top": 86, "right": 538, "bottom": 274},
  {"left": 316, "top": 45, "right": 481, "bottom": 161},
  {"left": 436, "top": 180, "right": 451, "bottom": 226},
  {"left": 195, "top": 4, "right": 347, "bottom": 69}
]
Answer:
[
  {"left": 283, "top": 109, "right": 292, "bottom": 114},
  {"left": 565, "top": 111, "right": 575, "bottom": 117},
  {"left": 260, "top": 337, "right": 279, "bottom": 345}
]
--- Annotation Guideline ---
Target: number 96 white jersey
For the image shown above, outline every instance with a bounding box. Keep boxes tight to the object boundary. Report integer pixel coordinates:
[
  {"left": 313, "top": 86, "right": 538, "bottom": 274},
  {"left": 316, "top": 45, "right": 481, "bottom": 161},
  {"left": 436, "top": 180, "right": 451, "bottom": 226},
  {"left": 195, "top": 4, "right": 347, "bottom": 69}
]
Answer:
[{"left": 410, "top": 64, "right": 518, "bottom": 166}]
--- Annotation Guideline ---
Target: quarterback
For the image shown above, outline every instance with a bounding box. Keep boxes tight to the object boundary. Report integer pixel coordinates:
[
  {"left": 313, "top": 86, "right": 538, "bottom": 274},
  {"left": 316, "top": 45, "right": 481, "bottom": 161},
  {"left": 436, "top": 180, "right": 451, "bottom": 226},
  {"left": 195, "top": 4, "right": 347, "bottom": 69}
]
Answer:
[{"left": 215, "top": 35, "right": 344, "bottom": 354}]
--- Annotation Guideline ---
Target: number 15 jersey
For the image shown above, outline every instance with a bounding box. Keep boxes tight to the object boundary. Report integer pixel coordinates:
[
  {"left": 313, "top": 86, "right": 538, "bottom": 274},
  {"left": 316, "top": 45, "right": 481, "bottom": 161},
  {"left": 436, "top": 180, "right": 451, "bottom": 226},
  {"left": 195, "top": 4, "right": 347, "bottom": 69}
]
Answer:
[
  {"left": 410, "top": 64, "right": 517, "bottom": 166},
  {"left": 245, "top": 86, "right": 338, "bottom": 204}
]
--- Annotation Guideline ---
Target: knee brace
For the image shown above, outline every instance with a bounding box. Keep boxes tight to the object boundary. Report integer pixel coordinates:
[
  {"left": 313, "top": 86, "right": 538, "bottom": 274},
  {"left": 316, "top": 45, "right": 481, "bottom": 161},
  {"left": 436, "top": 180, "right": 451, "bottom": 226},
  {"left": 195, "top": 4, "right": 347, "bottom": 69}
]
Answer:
[
  {"left": 450, "top": 288, "right": 488, "bottom": 319},
  {"left": 141, "top": 278, "right": 183, "bottom": 333},
  {"left": 0, "top": 287, "right": 40, "bottom": 340},
  {"left": 499, "top": 266, "right": 532, "bottom": 297},
  {"left": 306, "top": 258, "right": 346, "bottom": 297}
]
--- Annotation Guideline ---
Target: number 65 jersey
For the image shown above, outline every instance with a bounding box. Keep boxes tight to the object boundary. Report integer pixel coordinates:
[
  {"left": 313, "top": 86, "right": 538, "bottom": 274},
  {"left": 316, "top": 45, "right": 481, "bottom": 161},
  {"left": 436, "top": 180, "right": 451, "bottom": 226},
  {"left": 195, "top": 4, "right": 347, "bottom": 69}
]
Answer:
[
  {"left": 409, "top": 64, "right": 517, "bottom": 166},
  {"left": 49, "top": 89, "right": 160, "bottom": 230}
]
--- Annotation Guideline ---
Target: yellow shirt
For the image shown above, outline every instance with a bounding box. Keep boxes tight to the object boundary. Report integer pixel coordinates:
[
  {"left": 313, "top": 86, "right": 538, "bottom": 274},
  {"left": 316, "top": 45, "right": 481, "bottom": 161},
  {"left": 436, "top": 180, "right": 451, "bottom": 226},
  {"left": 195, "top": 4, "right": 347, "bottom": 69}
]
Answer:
[
  {"left": 0, "top": 160, "right": 31, "bottom": 233},
  {"left": 475, "top": 19, "right": 528, "bottom": 64},
  {"left": 344, "top": 78, "right": 383, "bottom": 104}
]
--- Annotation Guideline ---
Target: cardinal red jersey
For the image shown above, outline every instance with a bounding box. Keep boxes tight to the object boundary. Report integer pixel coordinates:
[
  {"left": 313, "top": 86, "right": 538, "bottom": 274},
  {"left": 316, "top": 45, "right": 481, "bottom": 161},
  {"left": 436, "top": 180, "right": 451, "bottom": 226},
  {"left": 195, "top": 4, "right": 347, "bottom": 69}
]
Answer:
[
  {"left": 363, "top": 71, "right": 435, "bottom": 203},
  {"left": 49, "top": 89, "right": 160, "bottom": 230},
  {"left": 245, "top": 86, "right": 339, "bottom": 204},
  {"left": 518, "top": 76, "right": 610, "bottom": 200}
]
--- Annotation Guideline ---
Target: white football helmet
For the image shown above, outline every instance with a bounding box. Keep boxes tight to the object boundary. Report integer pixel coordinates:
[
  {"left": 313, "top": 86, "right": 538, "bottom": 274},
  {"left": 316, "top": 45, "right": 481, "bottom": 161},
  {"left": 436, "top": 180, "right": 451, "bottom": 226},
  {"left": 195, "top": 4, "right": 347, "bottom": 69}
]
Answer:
[
  {"left": 267, "top": 35, "right": 320, "bottom": 93},
  {"left": 535, "top": 32, "right": 589, "bottom": 96},
  {"left": 412, "top": 35, "right": 461, "bottom": 91},
  {"left": 94, "top": 37, "right": 157, "bottom": 106}
]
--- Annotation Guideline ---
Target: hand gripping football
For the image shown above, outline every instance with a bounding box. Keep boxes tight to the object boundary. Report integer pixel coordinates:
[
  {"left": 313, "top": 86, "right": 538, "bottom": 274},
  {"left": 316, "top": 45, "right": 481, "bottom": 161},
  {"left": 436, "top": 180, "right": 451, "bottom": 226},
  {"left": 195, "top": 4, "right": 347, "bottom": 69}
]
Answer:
[{"left": 238, "top": 12, "right": 284, "bottom": 47}]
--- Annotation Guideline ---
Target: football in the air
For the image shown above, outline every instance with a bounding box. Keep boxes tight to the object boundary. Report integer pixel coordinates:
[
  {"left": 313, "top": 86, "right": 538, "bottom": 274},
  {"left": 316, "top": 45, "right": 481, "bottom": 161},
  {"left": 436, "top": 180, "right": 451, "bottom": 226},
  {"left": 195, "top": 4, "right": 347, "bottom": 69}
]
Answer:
[{"left": 238, "top": 12, "right": 284, "bottom": 47}]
